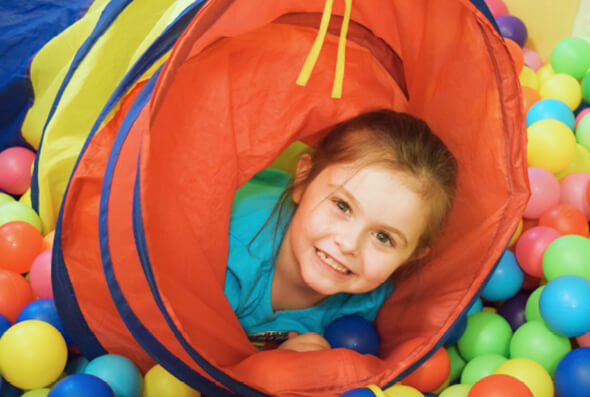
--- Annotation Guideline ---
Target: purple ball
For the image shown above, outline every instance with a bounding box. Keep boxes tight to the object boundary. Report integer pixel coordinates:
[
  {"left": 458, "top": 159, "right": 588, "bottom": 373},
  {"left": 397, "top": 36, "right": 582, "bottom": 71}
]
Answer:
[
  {"left": 495, "top": 15, "right": 528, "bottom": 47},
  {"left": 498, "top": 292, "right": 529, "bottom": 331}
]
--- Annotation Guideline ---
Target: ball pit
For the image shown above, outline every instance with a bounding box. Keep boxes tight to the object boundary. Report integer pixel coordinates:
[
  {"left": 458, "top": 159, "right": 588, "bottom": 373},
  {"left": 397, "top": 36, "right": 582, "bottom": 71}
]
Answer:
[
  {"left": 515, "top": 226, "right": 561, "bottom": 278},
  {"left": 480, "top": 250, "right": 523, "bottom": 301},
  {"left": 460, "top": 354, "right": 507, "bottom": 386},
  {"left": 48, "top": 374, "right": 114, "bottom": 397},
  {"left": 526, "top": 119, "right": 577, "bottom": 173},
  {"left": 559, "top": 172, "right": 590, "bottom": 219},
  {"left": 468, "top": 374, "right": 532, "bottom": 397},
  {"left": 457, "top": 312, "right": 512, "bottom": 361},
  {"left": 83, "top": 354, "right": 142, "bottom": 397},
  {"left": 525, "top": 98, "right": 574, "bottom": 130},
  {"left": 523, "top": 168, "right": 560, "bottom": 219},
  {"left": 537, "top": 203, "right": 589, "bottom": 236},
  {"left": 542, "top": 235, "right": 590, "bottom": 281},
  {"left": 494, "top": 358, "right": 553, "bottom": 397}
]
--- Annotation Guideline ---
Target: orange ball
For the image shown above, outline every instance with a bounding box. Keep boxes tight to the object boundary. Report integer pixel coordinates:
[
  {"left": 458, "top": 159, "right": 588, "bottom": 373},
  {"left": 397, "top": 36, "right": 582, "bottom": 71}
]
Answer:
[
  {"left": 506, "top": 38, "right": 524, "bottom": 73},
  {"left": 521, "top": 86, "right": 542, "bottom": 114},
  {"left": 0, "top": 221, "right": 44, "bottom": 274},
  {"left": 398, "top": 339, "right": 451, "bottom": 393},
  {"left": 538, "top": 204, "right": 589, "bottom": 237},
  {"left": 468, "top": 374, "right": 533, "bottom": 397},
  {"left": 0, "top": 269, "right": 34, "bottom": 322}
]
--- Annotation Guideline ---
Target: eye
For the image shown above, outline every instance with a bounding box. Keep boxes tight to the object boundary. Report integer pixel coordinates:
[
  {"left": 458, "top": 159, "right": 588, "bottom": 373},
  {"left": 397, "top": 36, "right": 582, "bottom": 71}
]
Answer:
[
  {"left": 333, "top": 199, "right": 351, "bottom": 214},
  {"left": 374, "top": 231, "right": 394, "bottom": 247}
]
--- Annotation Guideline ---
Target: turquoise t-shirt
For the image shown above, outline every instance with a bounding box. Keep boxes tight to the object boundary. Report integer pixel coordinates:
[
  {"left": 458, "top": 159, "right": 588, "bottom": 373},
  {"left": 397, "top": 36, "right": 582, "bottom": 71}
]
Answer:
[{"left": 224, "top": 169, "right": 394, "bottom": 339}]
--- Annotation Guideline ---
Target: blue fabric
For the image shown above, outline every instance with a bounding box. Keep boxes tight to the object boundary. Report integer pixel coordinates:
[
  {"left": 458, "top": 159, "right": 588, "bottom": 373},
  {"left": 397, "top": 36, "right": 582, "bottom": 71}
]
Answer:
[
  {"left": 225, "top": 169, "right": 394, "bottom": 337},
  {"left": 0, "top": 0, "right": 92, "bottom": 152}
]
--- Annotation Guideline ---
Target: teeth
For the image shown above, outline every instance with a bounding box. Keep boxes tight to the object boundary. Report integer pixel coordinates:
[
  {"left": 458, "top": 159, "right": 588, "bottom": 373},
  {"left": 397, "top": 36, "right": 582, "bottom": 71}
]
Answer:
[{"left": 316, "top": 249, "right": 350, "bottom": 274}]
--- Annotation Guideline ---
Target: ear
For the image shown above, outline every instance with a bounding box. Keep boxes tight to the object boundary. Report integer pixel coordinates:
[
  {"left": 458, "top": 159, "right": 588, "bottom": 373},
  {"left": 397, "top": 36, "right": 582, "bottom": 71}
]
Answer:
[
  {"left": 292, "top": 153, "right": 312, "bottom": 204},
  {"left": 412, "top": 246, "right": 431, "bottom": 261}
]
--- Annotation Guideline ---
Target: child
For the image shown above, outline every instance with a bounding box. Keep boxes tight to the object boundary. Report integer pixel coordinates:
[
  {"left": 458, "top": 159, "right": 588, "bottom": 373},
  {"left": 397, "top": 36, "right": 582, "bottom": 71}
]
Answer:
[{"left": 225, "top": 109, "right": 458, "bottom": 352}]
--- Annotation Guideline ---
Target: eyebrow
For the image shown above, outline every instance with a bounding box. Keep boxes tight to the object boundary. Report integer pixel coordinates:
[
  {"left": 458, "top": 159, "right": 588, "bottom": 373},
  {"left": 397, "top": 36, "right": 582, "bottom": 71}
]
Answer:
[{"left": 331, "top": 184, "right": 409, "bottom": 248}]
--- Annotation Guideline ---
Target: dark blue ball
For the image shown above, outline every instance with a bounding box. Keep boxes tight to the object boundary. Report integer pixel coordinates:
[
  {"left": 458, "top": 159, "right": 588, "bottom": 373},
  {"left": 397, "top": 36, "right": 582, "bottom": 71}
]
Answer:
[
  {"left": 554, "top": 347, "right": 590, "bottom": 397},
  {"left": 16, "top": 298, "right": 71, "bottom": 345},
  {"left": 0, "top": 314, "right": 11, "bottom": 339},
  {"left": 48, "top": 374, "right": 114, "bottom": 397},
  {"left": 324, "top": 315, "right": 380, "bottom": 356},
  {"left": 339, "top": 387, "right": 376, "bottom": 397},
  {"left": 0, "top": 377, "right": 21, "bottom": 397}
]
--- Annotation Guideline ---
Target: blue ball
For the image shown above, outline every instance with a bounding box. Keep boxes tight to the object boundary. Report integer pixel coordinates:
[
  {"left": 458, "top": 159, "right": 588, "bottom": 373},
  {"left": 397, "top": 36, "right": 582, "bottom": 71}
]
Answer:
[
  {"left": 554, "top": 347, "right": 590, "bottom": 397},
  {"left": 540, "top": 275, "right": 590, "bottom": 337},
  {"left": 0, "top": 314, "right": 11, "bottom": 339},
  {"left": 467, "top": 298, "right": 483, "bottom": 316},
  {"left": 339, "top": 388, "right": 376, "bottom": 397},
  {"left": 0, "top": 377, "right": 21, "bottom": 397},
  {"left": 526, "top": 98, "right": 575, "bottom": 130},
  {"left": 48, "top": 374, "right": 114, "bottom": 397},
  {"left": 84, "top": 354, "right": 142, "bottom": 397},
  {"left": 324, "top": 315, "right": 380, "bottom": 356},
  {"left": 481, "top": 250, "right": 524, "bottom": 301},
  {"left": 16, "top": 299, "right": 71, "bottom": 345}
]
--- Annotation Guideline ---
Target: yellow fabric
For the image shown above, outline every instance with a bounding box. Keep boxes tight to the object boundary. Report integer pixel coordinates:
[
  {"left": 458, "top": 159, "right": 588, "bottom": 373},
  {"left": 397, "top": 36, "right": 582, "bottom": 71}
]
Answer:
[{"left": 22, "top": 0, "right": 195, "bottom": 233}]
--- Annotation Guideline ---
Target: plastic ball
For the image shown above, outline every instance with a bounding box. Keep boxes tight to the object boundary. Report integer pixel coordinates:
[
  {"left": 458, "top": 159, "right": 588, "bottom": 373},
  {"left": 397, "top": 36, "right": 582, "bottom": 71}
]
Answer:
[
  {"left": 497, "top": 292, "right": 528, "bottom": 331},
  {"left": 16, "top": 299, "right": 70, "bottom": 345},
  {"left": 84, "top": 354, "right": 142, "bottom": 397},
  {"left": 524, "top": 286, "right": 544, "bottom": 322},
  {"left": 0, "top": 378, "right": 21, "bottom": 397},
  {"left": 577, "top": 111, "right": 590, "bottom": 150},
  {"left": 560, "top": 172, "right": 590, "bottom": 219},
  {"left": 42, "top": 230, "right": 54, "bottom": 250},
  {"left": 324, "top": 315, "right": 380, "bottom": 355},
  {"left": 583, "top": 72, "right": 590, "bottom": 103},
  {"left": 526, "top": 98, "right": 575, "bottom": 130},
  {"left": 0, "top": 269, "right": 33, "bottom": 322},
  {"left": 0, "top": 147, "right": 36, "bottom": 196},
  {"left": 521, "top": 86, "right": 542, "bottom": 115},
  {"left": 0, "top": 221, "right": 44, "bottom": 274},
  {"left": 0, "top": 193, "right": 14, "bottom": 206},
  {"left": 143, "top": 364, "right": 200, "bottom": 397},
  {"left": 514, "top": 226, "right": 561, "bottom": 278},
  {"left": 523, "top": 168, "right": 560, "bottom": 219},
  {"left": 467, "top": 299, "right": 482, "bottom": 316},
  {"left": 481, "top": 250, "right": 523, "bottom": 301},
  {"left": 483, "top": 0, "right": 508, "bottom": 18},
  {"left": 540, "top": 73, "right": 582, "bottom": 110},
  {"left": 551, "top": 37, "right": 590, "bottom": 80},
  {"left": 554, "top": 347, "right": 590, "bottom": 397},
  {"left": 575, "top": 108, "right": 590, "bottom": 128},
  {"left": 0, "top": 314, "right": 11, "bottom": 340},
  {"left": 542, "top": 235, "right": 590, "bottom": 281},
  {"left": 48, "top": 374, "right": 114, "bottom": 397},
  {"left": 540, "top": 275, "right": 590, "bottom": 337},
  {"left": 29, "top": 250, "right": 53, "bottom": 299},
  {"left": 438, "top": 384, "right": 470, "bottom": 397},
  {"left": 468, "top": 374, "right": 532, "bottom": 397},
  {"left": 523, "top": 48, "right": 543, "bottom": 71},
  {"left": 519, "top": 66, "right": 539, "bottom": 90},
  {"left": 527, "top": 119, "right": 577, "bottom": 173},
  {"left": 21, "top": 389, "right": 50, "bottom": 397},
  {"left": 538, "top": 204, "right": 588, "bottom": 236},
  {"left": 577, "top": 331, "right": 590, "bottom": 347},
  {"left": 505, "top": 39, "right": 523, "bottom": 73},
  {"left": 339, "top": 388, "right": 375, "bottom": 397},
  {"left": 446, "top": 345, "right": 466, "bottom": 383},
  {"left": 382, "top": 384, "right": 423, "bottom": 397},
  {"left": 0, "top": 201, "right": 41, "bottom": 231},
  {"left": 536, "top": 64, "right": 555, "bottom": 86},
  {"left": 556, "top": 144, "right": 590, "bottom": 179},
  {"left": 509, "top": 320, "right": 571, "bottom": 375},
  {"left": 460, "top": 354, "right": 507, "bottom": 385},
  {"left": 399, "top": 342, "right": 450, "bottom": 393},
  {"left": 494, "top": 358, "right": 553, "bottom": 397},
  {"left": 457, "top": 312, "right": 512, "bottom": 361},
  {"left": 495, "top": 15, "right": 527, "bottom": 47},
  {"left": 0, "top": 320, "right": 67, "bottom": 389}
]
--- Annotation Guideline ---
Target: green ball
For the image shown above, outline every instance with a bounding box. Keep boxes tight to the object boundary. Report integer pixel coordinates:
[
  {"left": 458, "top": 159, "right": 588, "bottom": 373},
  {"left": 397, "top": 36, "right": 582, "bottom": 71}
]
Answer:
[
  {"left": 21, "top": 389, "right": 50, "bottom": 397},
  {"left": 439, "top": 384, "right": 471, "bottom": 397},
  {"left": 543, "top": 235, "right": 590, "bottom": 281},
  {"left": 446, "top": 345, "right": 466, "bottom": 383},
  {"left": 457, "top": 312, "right": 512, "bottom": 361},
  {"left": 0, "top": 201, "right": 42, "bottom": 231},
  {"left": 583, "top": 72, "right": 590, "bottom": 103},
  {"left": 0, "top": 193, "right": 15, "bottom": 205},
  {"left": 577, "top": 112, "right": 590, "bottom": 151},
  {"left": 460, "top": 354, "right": 507, "bottom": 386},
  {"left": 509, "top": 320, "right": 571, "bottom": 375},
  {"left": 525, "top": 286, "right": 545, "bottom": 322},
  {"left": 551, "top": 37, "right": 590, "bottom": 80}
]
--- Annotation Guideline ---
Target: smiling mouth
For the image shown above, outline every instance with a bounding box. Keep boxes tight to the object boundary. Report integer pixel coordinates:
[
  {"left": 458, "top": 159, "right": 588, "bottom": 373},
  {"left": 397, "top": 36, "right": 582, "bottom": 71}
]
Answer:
[{"left": 315, "top": 248, "right": 352, "bottom": 275}]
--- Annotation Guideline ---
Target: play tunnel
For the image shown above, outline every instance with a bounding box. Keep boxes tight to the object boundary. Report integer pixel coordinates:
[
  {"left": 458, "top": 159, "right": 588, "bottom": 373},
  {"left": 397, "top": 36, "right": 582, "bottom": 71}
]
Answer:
[{"left": 49, "top": 0, "right": 529, "bottom": 395}]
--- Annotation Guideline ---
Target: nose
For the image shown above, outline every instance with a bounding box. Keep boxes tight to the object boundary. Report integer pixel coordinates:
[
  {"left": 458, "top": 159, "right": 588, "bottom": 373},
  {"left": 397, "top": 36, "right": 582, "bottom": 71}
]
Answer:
[{"left": 335, "top": 226, "right": 361, "bottom": 256}]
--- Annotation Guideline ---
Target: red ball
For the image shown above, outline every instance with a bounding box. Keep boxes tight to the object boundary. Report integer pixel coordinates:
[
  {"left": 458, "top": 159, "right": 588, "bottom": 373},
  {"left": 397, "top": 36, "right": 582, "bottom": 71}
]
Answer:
[
  {"left": 397, "top": 338, "right": 450, "bottom": 393},
  {"left": 586, "top": 181, "right": 590, "bottom": 208},
  {"left": 0, "top": 147, "right": 36, "bottom": 195},
  {"left": 538, "top": 204, "right": 589, "bottom": 237},
  {"left": 0, "top": 221, "right": 45, "bottom": 274},
  {"left": 0, "top": 269, "right": 34, "bottom": 322},
  {"left": 468, "top": 374, "right": 533, "bottom": 397}
]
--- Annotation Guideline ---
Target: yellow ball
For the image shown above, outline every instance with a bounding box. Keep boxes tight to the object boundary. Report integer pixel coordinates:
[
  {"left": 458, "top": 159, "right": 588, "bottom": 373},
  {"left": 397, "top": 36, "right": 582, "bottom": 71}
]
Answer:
[
  {"left": 509, "top": 219, "right": 523, "bottom": 248},
  {"left": 520, "top": 66, "right": 539, "bottom": 90},
  {"left": 142, "top": 364, "right": 200, "bottom": 397},
  {"left": 382, "top": 384, "right": 424, "bottom": 397},
  {"left": 527, "top": 119, "right": 577, "bottom": 173},
  {"left": 536, "top": 64, "right": 555, "bottom": 85},
  {"left": 0, "top": 320, "right": 67, "bottom": 389},
  {"left": 438, "top": 384, "right": 471, "bottom": 397},
  {"left": 556, "top": 143, "right": 590, "bottom": 179},
  {"left": 540, "top": 73, "right": 582, "bottom": 110},
  {"left": 494, "top": 358, "right": 553, "bottom": 397}
]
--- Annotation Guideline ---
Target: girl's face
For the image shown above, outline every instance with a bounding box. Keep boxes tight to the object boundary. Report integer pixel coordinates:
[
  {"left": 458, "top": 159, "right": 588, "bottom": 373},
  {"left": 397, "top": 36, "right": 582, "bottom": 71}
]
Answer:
[{"left": 279, "top": 158, "right": 430, "bottom": 298}]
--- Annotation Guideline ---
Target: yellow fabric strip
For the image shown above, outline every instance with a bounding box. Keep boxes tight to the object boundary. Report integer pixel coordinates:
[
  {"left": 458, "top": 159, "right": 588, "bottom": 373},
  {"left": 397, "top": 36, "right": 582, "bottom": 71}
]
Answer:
[
  {"left": 296, "top": 0, "right": 334, "bottom": 86},
  {"left": 331, "top": 0, "right": 351, "bottom": 98}
]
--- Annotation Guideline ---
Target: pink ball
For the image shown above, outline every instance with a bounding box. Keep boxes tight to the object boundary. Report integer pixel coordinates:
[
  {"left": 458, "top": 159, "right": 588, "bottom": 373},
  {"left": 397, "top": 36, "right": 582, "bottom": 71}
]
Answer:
[
  {"left": 484, "top": 0, "right": 509, "bottom": 18},
  {"left": 560, "top": 172, "right": 590, "bottom": 220},
  {"left": 515, "top": 226, "right": 561, "bottom": 278},
  {"left": 522, "top": 48, "right": 544, "bottom": 71},
  {"left": 577, "top": 331, "right": 590, "bottom": 347},
  {"left": 0, "top": 147, "right": 36, "bottom": 195},
  {"left": 524, "top": 167, "right": 560, "bottom": 219},
  {"left": 28, "top": 249, "right": 52, "bottom": 299},
  {"left": 575, "top": 109, "right": 590, "bottom": 128}
]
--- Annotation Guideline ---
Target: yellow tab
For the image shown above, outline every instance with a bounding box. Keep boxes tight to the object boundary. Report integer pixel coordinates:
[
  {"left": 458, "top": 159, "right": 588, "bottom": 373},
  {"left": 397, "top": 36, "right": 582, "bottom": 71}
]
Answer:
[{"left": 331, "top": 0, "right": 351, "bottom": 98}]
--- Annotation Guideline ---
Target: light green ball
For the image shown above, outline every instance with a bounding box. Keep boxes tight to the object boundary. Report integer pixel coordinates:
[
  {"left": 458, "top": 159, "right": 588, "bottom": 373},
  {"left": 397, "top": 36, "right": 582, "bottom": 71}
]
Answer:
[
  {"left": 576, "top": 113, "right": 590, "bottom": 151},
  {"left": 460, "top": 354, "right": 507, "bottom": 386},
  {"left": 543, "top": 235, "right": 590, "bottom": 281},
  {"left": 439, "top": 384, "right": 471, "bottom": 397},
  {"left": 509, "top": 320, "right": 571, "bottom": 375},
  {"left": 0, "top": 192, "right": 15, "bottom": 205},
  {"left": 582, "top": 72, "right": 590, "bottom": 103},
  {"left": 21, "top": 389, "right": 50, "bottom": 397},
  {"left": 525, "top": 286, "right": 545, "bottom": 322},
  {"left": 446, "top": 345, "right": 466, "bottom": 383},
  {"left": 551, "top": 37, "right": 590, "bottom": 80},
  {"left": 0, "top": 201, "right": 41, "bottom": 231},
  {"left": 457, "top": 312, "right": 512, "bottom": 361}
]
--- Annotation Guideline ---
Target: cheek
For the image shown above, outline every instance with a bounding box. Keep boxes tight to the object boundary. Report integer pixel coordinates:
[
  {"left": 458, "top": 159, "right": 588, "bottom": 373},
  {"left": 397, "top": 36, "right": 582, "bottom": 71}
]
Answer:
[{"left": 362, "top": 250, "right": 403, "bottom": 281}]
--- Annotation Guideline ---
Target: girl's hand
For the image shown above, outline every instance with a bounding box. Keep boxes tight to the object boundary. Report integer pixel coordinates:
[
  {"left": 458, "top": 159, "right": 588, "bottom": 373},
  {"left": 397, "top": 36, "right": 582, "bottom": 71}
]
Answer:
[{"left": 278, "top": 331, "right": 331, "bottom": 352}]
